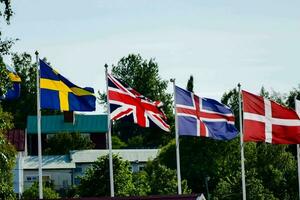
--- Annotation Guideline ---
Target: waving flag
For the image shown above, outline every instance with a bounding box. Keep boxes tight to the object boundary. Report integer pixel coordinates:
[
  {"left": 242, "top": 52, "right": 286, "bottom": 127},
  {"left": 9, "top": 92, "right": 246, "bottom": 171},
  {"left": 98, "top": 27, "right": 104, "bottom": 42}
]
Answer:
[
  {"left": 243, "top": 90, "right": 300, "bottom": 144},
  {"left": 1, "top": 65, "right": 21, "bottom": 100},
  {"left": 175, "top": 86, "right": 238, "bottom": 140},
  {"left": 40, "top": 59, "right": 96, "bottom": 111},
  {"left": 107, "top": 74, "right": 170, "bottom": 132}
]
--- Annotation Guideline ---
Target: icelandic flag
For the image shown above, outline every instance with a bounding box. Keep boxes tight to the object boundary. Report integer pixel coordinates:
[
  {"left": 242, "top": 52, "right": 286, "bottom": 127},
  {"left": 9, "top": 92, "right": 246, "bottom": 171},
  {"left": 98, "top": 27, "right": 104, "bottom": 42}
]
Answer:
[{"left": 175, "top": 86, "right": 238, "bottom": 140}]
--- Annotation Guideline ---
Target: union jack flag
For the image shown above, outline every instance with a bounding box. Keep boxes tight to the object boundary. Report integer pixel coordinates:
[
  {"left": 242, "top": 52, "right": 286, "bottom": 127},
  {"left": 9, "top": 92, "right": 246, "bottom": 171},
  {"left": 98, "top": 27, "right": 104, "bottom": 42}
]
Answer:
[
  {"left": 107, "top": 74, "right": 170, "bottom": 132},
  {"left": 175, "top": 86, "right": 238, "bottom": 140}
]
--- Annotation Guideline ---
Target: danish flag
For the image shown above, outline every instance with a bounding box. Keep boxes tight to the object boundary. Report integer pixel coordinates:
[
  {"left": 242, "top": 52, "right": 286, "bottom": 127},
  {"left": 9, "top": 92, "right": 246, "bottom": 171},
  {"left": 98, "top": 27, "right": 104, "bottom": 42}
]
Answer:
[
  {"left": 243, "top": 90, "right": 300, "bottom": 144},
  {"left": 107, "top": 74, "right": 170, "bottom": 132},
  {"left": 175, "top": 86, "right": 238, "bottom": 140}
]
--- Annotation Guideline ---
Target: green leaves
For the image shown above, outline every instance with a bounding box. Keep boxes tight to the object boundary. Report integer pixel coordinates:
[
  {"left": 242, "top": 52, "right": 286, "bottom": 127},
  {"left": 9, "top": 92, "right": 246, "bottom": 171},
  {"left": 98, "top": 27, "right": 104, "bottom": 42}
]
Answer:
[
  {"left": 0, "top": 106, "right": 16, "bottom": 200},
  {"left": 22, "top": 182, "right": 60, "bottom": 200},
  {"left": 108, "top": 54, "right": 173, "bottom": 148},
  {"left": 43, "top": 132, "right": 95, "bottom": 155},
  {"left": 77, "top": 154, "right": 134, "bottom": 197}
]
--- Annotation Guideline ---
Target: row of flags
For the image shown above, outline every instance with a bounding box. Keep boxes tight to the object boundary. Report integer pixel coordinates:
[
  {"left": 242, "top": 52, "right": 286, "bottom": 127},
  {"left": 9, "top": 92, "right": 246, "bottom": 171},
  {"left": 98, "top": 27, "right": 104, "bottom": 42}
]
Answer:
[
  {"left": 3, "top": 59, "right": 300, "bottom": 144},
  {"left": 4, "top": 55, "right": 300, "bottom": 199}
]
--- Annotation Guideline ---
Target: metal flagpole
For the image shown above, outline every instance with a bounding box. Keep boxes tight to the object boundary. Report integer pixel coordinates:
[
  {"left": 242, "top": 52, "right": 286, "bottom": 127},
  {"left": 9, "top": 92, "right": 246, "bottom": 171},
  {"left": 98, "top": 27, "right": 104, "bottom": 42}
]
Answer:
[
  {"left": 105, "top": 64, "right": 114, "bottom": 197},
  {"left": 35, "top": 51, "right": 43, "bottom": 199},
  {"left": 238, "top": 83, "right": 246, "bottom": 200},
  {"left": 171, "top": 78, "right": 182, "bottom": 194},
  {"left": 295, "top": 97, "right": 300, "bottom": 200}
]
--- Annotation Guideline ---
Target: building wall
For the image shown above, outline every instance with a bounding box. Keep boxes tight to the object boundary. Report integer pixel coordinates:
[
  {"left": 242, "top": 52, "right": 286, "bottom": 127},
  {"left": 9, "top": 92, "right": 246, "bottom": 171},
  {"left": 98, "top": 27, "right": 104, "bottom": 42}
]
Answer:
[{"left": 23, "top": 169, "right": 73, "bottom": 191}]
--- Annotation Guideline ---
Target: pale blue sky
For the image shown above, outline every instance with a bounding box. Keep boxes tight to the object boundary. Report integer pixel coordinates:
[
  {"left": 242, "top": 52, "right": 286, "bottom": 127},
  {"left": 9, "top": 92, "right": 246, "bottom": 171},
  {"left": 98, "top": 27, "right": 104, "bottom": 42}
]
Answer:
[{"left": 3, "top": 0, "right": 300, "bottom": 112}]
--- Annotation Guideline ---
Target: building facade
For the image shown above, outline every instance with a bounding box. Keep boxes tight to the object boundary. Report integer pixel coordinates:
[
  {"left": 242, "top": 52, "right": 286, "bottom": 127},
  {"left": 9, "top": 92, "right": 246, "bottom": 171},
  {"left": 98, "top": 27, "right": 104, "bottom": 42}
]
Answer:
[{"left": 13, "top": 149, "right": 159, "bottom": 195}]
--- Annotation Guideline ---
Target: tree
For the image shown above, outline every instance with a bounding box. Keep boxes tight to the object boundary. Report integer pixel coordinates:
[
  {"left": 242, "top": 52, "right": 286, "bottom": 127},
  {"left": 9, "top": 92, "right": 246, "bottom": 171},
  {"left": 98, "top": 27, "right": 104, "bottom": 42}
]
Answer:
[
  {"left": 107, "top": 54, "right": 173, "bottom": 148},
  {"left": 77, "top": 154, "right": 135, "bottom": 197},
  {"left": 112, "top": 135, "right": 127, "bottom": 149},
  {"left": 2, "top": 53, "right": 60, "bottom": 128},
  {"left": 157, "top": 86, "right": 299, "bottom": 199},
  {"left": 0, "top": 106, "right": 16, "bottom": 200},
  {"left": 0, "top": 59, "right": 11, "bottom": 97},
  {"left": 0, "top": 0, "right": 14, "bottom": 57},
  {"left": 132, "top": 171, "right": 151, "bottom": 196},
  {"left": 22, "top": 182, "right": 60, "bottom": 200},
  {"left": 43, "top": 132, "right": 95, "bottom": 155},
  {"left": 144, "top": 161, "right": 191, "bottom": 195},
  {"left": 286, "top": 84, "right": 300, "bottom": 109},
  {"left": 0, "top": 0, "right": 14, "bottom": 97},
  {"left": 186, "top": 75, "right": 194, "bottom": 92},
  {"left": 1, "top": 53, "right": 37, "bottom": 128}
]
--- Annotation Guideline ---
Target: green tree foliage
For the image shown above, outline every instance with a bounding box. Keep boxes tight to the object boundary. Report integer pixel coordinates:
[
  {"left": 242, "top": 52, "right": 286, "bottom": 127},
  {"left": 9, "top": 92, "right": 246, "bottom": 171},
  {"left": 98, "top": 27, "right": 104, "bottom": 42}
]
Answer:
[
  {"left": 0, "top": 0, "right": 14, "bottom": 56},
  {"left": 2, "top": 53, "right": 59, "bottom": 128},
  {"left": 0, "top": 0, "right": 14, "bottom": 97},
  {"left": 157, "top": 85, "right": 299, "bottom": 199},
  {"left": 186, "top": 75, "right": 194, "bottom": 92},
  {"left": 157, "top": 137, "right": 231, "bottom": 195},
  {"left": 44, "top": 132, "right": 95, "bottom": 155},
  {"left": 221, "top": 87, "right": 240, "bottom": 129},
  {"left": 2, "top": 53, "right": 37, "bottom": 128},
  {"left": 0, "top": 0, "right": 13, "bottom": 24},
  {"left": 286, "top": 84, "right": 300, "bottom": 109},
  {"left": 107, "top": 54, "right": 173, "bottom": 148},
  {"left": 0, "top": 106, "right": 16, "bottom": 200},
  {"left": 22, "top": 182, "right": 60, "bottom": 200},
  {"left": 77, "top": 154, "right": 135, "bottom": 197},
  {"left": 0, "top": 59, "right": 11, "bottom": 97},
  {"left": 131, "top": 171, "right": 151, "bottom": 196},
  {"left": 144, "top": 161, "right": 191, "bottom": 195},
  {"left": 112, "top": 135, "right": 127, "bottom": 149},
  {"left": 77, "top": 154, "right": 189, "bottom": 197},
  {"left": 127, "top": 135, "right": 144, "bottom": 148}
]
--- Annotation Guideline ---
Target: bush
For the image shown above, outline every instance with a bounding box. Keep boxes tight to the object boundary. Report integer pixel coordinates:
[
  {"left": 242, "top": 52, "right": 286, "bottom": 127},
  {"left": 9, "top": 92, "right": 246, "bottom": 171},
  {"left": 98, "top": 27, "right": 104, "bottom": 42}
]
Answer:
[{"left": 22, "top": 182, "right": 60, "bottom": 200}]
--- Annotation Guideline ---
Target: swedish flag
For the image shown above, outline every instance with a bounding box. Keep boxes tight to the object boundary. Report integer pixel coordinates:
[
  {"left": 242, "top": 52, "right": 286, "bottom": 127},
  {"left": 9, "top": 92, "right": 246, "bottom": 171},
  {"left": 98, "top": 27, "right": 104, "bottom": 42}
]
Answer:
[
  {"left": 40, "top": 59, "right": 96, "bottom": 111},
  {"left": 1, "top": 65, "right": 21, "bottom": 100}
]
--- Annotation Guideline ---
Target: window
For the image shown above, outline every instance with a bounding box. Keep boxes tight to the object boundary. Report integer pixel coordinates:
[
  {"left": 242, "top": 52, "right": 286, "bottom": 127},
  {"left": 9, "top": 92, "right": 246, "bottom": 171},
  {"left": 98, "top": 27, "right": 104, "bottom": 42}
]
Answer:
[
  {"left": 74, "top": 178, "right": 81, "bottom": 185},
  {"left": 74, "top": 167, "right": 82, "bottom": 173},
  {"left": 63, "top": 180, "right": 69, "bottom": 188},
  {"left": 26, "top": 176, "right": 37, "bottom": 182}
]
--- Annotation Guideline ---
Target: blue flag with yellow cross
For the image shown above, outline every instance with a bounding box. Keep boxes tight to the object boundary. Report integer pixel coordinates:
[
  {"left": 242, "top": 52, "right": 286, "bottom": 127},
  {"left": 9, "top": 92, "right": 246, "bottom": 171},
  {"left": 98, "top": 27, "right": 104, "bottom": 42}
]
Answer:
[
  {"left": 39, "top": 59, "right": 96, "bottom": 111},
  {"left": 1, "top": 65, "right": 21, "bottom": 100}
]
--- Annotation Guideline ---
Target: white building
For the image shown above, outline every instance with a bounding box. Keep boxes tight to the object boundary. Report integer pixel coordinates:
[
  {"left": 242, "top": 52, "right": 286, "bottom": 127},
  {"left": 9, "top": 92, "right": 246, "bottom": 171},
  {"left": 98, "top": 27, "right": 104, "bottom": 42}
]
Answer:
[{"left": 13, "top": 149, "right": 159, "bottom": 195}]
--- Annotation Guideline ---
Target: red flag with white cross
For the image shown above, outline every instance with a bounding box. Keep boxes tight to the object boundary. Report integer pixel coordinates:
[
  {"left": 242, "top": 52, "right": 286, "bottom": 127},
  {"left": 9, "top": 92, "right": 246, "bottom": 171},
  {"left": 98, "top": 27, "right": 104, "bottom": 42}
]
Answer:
[{"left": 242, "top": 90, "right": 300, "bottom": 144}]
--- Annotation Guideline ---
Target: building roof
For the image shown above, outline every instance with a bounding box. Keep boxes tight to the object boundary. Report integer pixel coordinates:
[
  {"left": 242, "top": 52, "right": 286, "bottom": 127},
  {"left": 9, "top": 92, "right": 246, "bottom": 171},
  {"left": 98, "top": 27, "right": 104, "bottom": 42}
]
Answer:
[
  {"left": 70, "top": 149, "right": 159, "bottom": 163},
  {"left": 21, "top": 149, "right": 159, "bottom": 170},
  {"left": 27, "top": 114, "right": 108, "bottom": 134},
  {"left": 23, "top": 155, "right": 76, "bottom": 169}
]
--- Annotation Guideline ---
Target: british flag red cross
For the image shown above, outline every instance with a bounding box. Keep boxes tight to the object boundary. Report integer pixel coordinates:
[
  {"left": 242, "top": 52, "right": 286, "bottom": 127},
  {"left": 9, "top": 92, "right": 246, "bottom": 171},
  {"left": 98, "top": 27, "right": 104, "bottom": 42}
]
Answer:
[{"left": 107, "top": 74, "right": 170, "bottom": 132}]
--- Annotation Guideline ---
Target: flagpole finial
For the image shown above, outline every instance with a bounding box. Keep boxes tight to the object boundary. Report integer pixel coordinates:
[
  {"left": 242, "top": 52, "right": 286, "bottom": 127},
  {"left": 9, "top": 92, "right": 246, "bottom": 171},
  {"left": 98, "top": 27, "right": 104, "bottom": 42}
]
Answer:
[
  {"left": 170, "top": 78, "right": 175, "bottom": 83},
  {"left": 104, "top": 63, "right": 108, "bottom": 69},
  {"left": 35, "top": 51, "right": 39, "bottom": 56}
]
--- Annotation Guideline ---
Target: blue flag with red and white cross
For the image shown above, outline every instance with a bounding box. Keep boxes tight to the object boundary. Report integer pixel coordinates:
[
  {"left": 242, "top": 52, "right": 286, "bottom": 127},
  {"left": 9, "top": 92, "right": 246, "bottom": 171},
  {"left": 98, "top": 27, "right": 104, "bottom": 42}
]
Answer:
[{"left": 175, "top": 86, "right": 238, "bottom": 140}]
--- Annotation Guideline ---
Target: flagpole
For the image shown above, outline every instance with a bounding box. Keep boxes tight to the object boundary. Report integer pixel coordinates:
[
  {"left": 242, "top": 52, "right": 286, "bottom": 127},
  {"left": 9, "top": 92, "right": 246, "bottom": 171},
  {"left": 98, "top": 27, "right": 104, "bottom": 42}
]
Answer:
[
  {"left": 238, "top": 83, "right": 246, "bottom": 200},
  {"left": 35, "top": 51, "right": 43, "bottom": 199},
  {"left": 295, "top": 97, "right": 300, "bottom": 200},
  {"left": 171, "top": 78, "right": 182, "bottom": 195},
  {"left": 105, "top": 64, "right": 114, "bottom": 197}
]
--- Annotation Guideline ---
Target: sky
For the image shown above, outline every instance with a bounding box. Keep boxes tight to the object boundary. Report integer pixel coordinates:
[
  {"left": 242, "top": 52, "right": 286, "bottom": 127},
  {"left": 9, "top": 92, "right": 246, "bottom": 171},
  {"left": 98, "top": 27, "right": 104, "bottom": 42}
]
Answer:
[{"left": 2, "top": 0, "right": 300, "bottom": 113}]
